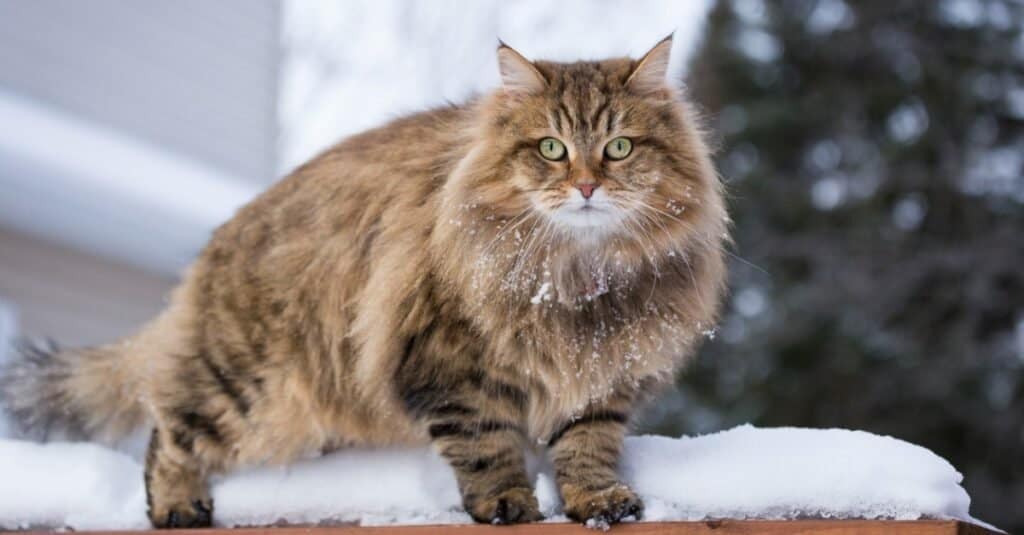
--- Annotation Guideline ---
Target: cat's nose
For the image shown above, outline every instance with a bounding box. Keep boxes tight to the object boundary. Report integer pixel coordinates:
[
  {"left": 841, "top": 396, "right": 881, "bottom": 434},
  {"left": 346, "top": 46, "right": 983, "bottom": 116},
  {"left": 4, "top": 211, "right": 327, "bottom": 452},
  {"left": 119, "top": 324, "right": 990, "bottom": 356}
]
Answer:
[{"left": 576, "top": 182, "right": 598, "bottom": 200}]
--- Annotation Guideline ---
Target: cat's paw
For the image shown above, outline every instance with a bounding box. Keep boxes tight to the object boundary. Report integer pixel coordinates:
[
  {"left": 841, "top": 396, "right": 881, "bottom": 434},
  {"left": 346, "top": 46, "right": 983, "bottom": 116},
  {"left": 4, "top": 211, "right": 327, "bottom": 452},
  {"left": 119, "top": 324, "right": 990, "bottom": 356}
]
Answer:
[
  {"left": 150, "top": 498, "right": 213, "bottom": 529},
  {"left": 563, "top": 483, "right": 644, "bottom": 527},
  {"left": 466, "top": 486, "right": 544, "bottom": 525}
]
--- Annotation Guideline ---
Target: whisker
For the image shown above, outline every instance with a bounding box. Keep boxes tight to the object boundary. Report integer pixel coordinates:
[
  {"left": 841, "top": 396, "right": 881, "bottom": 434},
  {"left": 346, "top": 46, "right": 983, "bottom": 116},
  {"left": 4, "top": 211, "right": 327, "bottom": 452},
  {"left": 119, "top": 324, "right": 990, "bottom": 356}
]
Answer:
[
  {"left": 478, "top": 209, "right": 533, "bottom": 259},
  {"left": 630, "top": 200, "right": 770, "bottom": 277}
]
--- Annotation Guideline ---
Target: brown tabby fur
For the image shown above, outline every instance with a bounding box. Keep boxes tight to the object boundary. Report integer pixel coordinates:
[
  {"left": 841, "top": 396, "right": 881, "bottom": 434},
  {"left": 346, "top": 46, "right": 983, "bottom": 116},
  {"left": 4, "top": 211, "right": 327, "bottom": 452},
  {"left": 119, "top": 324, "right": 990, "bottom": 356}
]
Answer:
[{"left": 0, "top": 36, "right": 727, "bottom": 528}]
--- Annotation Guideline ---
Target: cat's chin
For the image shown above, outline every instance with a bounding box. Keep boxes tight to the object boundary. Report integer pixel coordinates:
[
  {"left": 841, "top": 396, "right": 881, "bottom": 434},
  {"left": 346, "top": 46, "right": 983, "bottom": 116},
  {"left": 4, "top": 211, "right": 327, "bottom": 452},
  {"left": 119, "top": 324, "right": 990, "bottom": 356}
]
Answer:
[
  {"left": 548, "top": 206, "right": 623, "bottom": 236},
  {"left": 544, "top": 188, "right": 625, "bottom": 236}
]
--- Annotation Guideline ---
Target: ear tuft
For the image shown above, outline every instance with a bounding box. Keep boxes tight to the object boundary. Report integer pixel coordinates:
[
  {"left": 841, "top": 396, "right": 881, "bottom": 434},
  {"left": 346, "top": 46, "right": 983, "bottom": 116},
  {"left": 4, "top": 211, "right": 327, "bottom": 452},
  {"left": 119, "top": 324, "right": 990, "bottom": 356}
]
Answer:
[
  {"left": 626, "top": 34, "right": 674, "bottom": 94},
  {"left": 497, "top": 42, "right": 546, "bottom": 95}
]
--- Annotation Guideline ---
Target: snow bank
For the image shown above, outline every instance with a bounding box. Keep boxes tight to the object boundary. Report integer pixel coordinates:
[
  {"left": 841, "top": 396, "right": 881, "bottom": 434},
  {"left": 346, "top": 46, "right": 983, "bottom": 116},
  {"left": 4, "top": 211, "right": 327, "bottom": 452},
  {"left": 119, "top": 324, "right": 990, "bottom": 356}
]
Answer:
[
  {"left": 0, "top": 425, "right": 987, "bottom": 530},
  {"left": 0, "top": 440, "right": 145, "bottom": 530},
  {"left": 620, "top": 426, "right": 972, "bottom": 522}
]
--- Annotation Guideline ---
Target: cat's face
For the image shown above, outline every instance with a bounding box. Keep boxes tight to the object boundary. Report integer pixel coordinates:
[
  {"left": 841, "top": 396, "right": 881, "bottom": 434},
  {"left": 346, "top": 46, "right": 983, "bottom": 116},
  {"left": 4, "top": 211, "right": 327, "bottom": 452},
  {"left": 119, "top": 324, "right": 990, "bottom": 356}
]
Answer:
[{"left": 464, "top": 36, "right": 713, "bottom": 247}]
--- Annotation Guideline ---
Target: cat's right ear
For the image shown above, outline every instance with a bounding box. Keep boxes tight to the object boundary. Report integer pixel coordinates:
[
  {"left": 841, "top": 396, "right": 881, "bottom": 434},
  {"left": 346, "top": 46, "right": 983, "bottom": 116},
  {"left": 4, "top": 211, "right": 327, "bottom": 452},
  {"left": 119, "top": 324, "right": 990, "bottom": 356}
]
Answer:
[{"left": 497, "top": 41, "right": 546, "bottom": 94}]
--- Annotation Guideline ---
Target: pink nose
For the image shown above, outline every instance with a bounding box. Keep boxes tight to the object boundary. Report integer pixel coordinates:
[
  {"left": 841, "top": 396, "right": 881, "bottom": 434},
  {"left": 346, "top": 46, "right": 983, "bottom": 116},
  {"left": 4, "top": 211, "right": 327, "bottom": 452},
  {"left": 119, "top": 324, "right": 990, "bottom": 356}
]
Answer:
[{"left": 576, "top": 183, "right": 597, "bottom": 199}]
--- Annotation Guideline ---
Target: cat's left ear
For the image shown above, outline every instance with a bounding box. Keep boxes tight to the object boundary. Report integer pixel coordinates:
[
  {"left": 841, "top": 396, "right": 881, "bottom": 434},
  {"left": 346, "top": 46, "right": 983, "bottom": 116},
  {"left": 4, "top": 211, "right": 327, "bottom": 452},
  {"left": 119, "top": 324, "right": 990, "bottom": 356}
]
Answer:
[
  {"left": 626, "top": 34, "right": 675, "bottom": 94},
  {"left": 497, "top": 41, "right": 547, "bottom": 94}
]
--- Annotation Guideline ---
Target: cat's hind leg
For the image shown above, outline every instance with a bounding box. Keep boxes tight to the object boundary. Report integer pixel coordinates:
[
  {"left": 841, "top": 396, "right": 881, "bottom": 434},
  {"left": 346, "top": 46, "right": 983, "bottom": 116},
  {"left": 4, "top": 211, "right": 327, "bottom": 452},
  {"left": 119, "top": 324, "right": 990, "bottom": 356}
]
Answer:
[
  {"left": 142, "top": 349, "right": 255, "bottom": 528},
  {"left": 144, "top": 428, "right": 213, "bottom": 528}
]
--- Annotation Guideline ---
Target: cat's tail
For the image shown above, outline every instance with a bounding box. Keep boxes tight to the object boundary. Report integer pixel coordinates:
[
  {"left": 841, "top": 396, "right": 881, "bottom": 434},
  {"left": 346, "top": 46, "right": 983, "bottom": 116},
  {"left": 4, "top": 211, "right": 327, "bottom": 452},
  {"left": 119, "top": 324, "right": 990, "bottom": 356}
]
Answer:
[{"left": 0, "top": 339, "right": 146, "bottom": 443}]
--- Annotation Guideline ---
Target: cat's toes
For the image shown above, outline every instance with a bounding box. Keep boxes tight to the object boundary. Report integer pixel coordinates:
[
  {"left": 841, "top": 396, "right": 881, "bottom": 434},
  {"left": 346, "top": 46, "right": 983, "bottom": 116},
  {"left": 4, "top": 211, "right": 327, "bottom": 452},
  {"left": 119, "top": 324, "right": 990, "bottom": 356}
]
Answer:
[
  {"left": 151, "top": 498, "right": 214, "bottom": 529},
  {"left": 466, "top": 486, "right": 544, "bottom": 525},
  {"left": 563, "top": 483, "right": 644, "bottom": 528}
]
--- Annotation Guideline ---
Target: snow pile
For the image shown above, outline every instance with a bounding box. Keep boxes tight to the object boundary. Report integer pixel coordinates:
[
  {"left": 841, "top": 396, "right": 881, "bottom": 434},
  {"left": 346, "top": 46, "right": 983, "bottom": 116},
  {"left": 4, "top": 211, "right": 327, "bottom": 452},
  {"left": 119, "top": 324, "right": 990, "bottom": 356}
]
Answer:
[
  {"left": 214, "top": 448, "right": 464, "bottom": 527},
  {"left": 0, "top": 425, "right": 987, "bottom": 530},
  {"left": 0, "top": 440, "right": 145, "bottom": 530},
  {"left": 621, "top": 426, "right": 972, "bottom": 522}
]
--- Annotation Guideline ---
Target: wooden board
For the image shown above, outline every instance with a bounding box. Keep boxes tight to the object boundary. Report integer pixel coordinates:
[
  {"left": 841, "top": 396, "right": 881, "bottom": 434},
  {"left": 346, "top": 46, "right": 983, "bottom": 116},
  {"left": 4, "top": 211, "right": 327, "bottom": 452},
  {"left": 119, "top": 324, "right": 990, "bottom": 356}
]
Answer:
[{"left": 11, "top": 520, "right": 1000, "bottom": 535}]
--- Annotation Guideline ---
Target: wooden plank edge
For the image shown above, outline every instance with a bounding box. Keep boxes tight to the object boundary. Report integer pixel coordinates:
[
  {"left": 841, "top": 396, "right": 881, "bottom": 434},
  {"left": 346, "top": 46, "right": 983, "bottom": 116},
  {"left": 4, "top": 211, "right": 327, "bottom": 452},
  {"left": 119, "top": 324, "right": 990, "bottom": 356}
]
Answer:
[{"left": 5, "top": 520, "right": 1002, "bottom": 535}]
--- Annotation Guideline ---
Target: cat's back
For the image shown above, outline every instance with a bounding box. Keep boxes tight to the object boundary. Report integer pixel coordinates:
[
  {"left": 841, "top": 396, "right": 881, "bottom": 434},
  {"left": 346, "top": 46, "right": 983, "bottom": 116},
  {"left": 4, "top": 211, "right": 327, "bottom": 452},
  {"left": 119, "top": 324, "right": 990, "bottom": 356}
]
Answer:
[
  {"left": 187, "top": 103, "right": 476, "bottom": 364},
  {"left": 293, "top": 102, "right": 474, "bottom": 195},
  {"left": 164, "top": 103, "right": 479, "bottom": 453},
  {"left": 206, "top": 103, "right": 474, "bottom": 259}
]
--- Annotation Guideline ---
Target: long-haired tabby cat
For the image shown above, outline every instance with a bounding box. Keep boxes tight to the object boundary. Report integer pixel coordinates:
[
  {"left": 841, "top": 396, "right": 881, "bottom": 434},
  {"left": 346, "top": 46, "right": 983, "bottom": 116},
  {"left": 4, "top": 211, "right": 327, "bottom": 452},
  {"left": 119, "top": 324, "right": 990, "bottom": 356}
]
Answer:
[{"left": 0, "top": 35, "right": 727, "bottom": 528}]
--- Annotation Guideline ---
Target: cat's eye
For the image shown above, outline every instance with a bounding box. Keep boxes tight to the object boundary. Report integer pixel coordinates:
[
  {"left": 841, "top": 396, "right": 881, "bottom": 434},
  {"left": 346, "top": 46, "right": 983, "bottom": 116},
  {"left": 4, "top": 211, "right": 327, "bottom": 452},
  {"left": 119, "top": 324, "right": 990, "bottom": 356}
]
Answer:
[
  {"left": 604, "top": 137, "right": 633, "bottom": 160},
  {"left": 538, "top": 137, "right": 567, "bottom": 161}
]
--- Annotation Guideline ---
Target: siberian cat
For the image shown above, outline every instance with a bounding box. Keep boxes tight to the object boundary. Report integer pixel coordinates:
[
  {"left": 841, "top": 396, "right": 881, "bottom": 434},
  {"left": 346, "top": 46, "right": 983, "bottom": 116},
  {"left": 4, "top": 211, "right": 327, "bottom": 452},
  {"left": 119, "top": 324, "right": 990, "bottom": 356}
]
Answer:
[{"left": 0, "top": 36, "right": 727, "bottom": 528}]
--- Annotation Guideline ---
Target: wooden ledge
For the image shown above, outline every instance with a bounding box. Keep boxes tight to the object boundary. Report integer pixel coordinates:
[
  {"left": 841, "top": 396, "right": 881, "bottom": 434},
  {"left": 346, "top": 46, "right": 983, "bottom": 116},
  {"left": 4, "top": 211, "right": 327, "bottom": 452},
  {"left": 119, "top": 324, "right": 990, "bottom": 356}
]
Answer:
[{"left": 13, "top": 520, "right": 999, "bottom": 535}]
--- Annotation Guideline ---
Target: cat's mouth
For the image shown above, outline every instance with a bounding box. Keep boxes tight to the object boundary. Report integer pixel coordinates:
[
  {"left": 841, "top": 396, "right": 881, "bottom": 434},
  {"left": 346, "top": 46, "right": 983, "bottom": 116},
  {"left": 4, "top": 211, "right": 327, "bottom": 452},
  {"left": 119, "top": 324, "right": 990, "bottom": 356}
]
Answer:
[
  {"left": 531, "top": 187, "right": 626, "bottom": 231},
  {"left": 550, "top": 201, "right": 623, "bottom": 230}
]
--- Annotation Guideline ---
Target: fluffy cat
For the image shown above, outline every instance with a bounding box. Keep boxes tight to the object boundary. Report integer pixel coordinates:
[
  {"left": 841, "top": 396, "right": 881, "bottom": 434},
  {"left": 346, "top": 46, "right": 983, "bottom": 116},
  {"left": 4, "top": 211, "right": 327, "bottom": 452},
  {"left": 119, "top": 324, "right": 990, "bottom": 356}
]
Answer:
[{"left": 0, "top": 36, "right": 727, "bottom": 528}]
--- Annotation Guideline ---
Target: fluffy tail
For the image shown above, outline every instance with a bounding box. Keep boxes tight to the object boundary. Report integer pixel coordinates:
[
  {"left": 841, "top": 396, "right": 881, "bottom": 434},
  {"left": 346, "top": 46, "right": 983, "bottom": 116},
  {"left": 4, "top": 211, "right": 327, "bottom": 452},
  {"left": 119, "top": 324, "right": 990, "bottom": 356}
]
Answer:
[{"left": 0, "top": 339, "right": 146, "bottom": 443}]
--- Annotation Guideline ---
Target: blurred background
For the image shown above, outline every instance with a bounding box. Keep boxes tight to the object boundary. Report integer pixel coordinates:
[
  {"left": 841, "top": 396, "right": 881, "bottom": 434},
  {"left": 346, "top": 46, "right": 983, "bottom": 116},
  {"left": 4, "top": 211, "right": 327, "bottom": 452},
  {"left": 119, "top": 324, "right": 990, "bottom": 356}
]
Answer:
[{"left": 0, "top": 0, "right": 1020, "bottom": 531}]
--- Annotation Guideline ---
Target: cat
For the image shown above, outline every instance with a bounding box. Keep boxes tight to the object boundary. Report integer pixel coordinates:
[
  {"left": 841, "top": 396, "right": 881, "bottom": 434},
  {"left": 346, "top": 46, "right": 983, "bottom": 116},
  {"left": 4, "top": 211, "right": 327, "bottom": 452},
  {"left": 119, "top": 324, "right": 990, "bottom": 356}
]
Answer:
[{"left": 0, "top": 35, "right": 727, "bottom": 528}]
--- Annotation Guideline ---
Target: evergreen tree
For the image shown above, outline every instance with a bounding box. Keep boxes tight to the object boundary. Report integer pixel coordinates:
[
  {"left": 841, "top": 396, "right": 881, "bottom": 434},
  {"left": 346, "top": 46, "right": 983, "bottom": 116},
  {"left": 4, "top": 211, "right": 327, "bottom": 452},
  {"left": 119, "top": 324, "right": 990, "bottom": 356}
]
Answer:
[{"left": 643, "top": 1, "right": 1024, "bottom": 530}]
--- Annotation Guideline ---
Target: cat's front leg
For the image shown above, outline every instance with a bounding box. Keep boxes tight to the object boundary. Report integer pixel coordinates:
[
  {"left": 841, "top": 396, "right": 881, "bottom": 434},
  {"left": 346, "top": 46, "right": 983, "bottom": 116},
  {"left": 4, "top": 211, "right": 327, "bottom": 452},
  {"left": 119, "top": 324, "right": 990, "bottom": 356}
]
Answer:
[
  {"left": 430, "top": 415, "right": 541, "bottom": 525},
  {"left": 396, "top": 342, "right": 541, "bottom": 524},
  {"left": 547, "top": 394, "right": 643, "bottom": 526}
]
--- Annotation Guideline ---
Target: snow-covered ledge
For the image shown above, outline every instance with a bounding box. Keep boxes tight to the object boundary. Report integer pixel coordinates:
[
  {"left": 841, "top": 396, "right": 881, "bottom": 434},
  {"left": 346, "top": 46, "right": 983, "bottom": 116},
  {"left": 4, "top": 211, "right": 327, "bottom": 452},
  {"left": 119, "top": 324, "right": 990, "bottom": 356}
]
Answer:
[
  {"left": 0, "top": 90, "right": 261, "bottom": 276},
  {"left": 8, "top": 521, "right": 1000, "bottom": 535},
  {"left": 0, "top": 426, "right": 1000, "bottom": 533}
]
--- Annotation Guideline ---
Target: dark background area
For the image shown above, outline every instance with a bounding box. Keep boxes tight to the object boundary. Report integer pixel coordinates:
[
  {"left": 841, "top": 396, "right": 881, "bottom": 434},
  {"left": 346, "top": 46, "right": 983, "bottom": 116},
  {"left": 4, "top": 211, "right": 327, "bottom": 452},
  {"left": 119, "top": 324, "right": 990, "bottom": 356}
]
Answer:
[{"left": 638, "top": 1, "right": 1023, "bottom": 532}]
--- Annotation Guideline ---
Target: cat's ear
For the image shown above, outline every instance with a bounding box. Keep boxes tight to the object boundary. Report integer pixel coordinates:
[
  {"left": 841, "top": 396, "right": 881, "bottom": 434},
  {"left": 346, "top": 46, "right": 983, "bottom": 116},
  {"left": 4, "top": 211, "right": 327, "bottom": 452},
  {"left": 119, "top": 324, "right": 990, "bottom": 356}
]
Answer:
[
  {"left": 626, "top": 34, "right": 674, "bottom": 94},
  {"left": 497, "top": 41, "right": 546, "bottom": 94}
]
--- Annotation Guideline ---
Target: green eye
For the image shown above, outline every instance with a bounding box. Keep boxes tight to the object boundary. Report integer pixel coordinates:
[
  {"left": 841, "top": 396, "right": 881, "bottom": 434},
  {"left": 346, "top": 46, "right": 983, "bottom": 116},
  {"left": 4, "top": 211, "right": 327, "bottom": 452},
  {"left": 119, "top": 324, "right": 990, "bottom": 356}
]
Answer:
[
  {"left": 538, "top": 137, "right": 567, "bottom": 161},
  {"left": 604, "top": 137, "right": 633, "bottom": 160}
]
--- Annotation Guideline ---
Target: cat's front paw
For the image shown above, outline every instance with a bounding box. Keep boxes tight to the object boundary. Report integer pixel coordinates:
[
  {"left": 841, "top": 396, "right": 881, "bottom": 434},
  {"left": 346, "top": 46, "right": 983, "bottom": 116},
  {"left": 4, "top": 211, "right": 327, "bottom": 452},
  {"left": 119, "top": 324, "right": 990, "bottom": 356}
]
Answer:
[
  {"left": 563, "top": 483, "right": 643, "bottom": 527},
  {"left": 466, "top": 486, "right": 544, "bottom": 525}
]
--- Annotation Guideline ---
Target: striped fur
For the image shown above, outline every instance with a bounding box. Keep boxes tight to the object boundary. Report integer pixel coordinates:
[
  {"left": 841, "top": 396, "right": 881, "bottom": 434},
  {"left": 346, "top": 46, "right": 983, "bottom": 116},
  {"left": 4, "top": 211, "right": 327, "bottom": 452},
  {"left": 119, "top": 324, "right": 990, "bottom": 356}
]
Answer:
[{"left": 0, "top": 37, "right": 727, "bottom": 528}]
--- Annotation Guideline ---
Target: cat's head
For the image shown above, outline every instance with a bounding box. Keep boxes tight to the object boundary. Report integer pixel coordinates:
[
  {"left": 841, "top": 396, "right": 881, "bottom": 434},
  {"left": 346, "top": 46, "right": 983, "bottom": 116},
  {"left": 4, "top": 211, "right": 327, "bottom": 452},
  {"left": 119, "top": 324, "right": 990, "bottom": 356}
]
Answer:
[{"left": 449, "top": 35, "right": 722, "bottom": 254}]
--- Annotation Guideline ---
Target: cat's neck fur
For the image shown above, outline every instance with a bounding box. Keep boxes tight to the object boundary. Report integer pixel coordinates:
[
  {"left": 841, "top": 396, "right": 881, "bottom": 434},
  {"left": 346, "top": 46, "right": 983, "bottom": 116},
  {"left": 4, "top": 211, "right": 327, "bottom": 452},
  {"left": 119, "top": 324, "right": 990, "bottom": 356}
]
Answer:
[{"left": 427, "top": 118, "right": 728, "bottom": 416}]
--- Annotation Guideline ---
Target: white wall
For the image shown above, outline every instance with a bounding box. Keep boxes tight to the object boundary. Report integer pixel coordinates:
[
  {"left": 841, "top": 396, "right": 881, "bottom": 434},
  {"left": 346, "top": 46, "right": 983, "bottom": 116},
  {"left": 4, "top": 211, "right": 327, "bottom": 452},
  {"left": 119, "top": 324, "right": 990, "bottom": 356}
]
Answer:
[
  {"left": 0, "top": 0, "right": 281, "bottom": 184},
  {"left": 278, "top": 0, "right": 713, "bottom": 174},
  {"left": 0, "top": 227, "right": 175, "bottom": 346}
]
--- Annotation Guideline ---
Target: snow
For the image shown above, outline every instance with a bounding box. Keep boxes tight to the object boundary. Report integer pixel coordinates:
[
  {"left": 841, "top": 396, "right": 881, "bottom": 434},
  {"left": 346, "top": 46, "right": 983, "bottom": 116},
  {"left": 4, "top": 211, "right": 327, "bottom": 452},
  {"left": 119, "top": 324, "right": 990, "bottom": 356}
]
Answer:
[
  {"left": 0, "top": 441, "right": 145, "bottom": 531},
  {"left": 530, "top": 282, "right": 553, "bottom": 304},
  {"left": 0, "top": 425, "right": 994, "bottom": 531}
]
